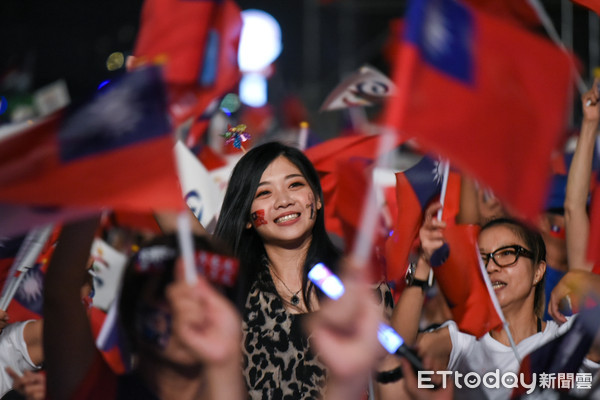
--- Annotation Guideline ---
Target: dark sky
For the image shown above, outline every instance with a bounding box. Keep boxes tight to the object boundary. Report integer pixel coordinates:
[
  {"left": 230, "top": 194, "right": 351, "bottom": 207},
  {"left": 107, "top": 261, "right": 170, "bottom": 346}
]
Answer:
[{"left": 0, "top": 0, "right": 596, "bottom": 129}]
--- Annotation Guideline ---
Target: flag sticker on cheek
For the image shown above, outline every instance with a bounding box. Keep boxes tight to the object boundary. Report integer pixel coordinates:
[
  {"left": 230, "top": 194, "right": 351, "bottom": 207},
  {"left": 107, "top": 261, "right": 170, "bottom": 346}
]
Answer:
[
  {"left": 251, "top": 209, "right": 268, "bottom": 227},
  {"left": 306, "top": 194, "right": 316, "bottom": 220}
]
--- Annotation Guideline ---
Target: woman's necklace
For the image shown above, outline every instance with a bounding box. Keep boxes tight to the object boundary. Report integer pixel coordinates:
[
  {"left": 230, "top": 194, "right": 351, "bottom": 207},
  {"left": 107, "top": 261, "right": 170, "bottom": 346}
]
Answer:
[{"left": 269, "top": 265, "right": 302, "bottom": 306}]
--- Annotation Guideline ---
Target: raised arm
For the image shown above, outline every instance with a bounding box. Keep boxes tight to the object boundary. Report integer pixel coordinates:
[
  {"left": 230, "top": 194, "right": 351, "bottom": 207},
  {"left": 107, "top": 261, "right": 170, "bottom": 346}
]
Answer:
[
  {"left": 43, "top": 216, "right": 100, "bottom": 400},
  {"left": 564, "top": 78, "right": 600, "bottom": 272},
  {"left": 166, "top": 260, "right": 246, "bottom": 400}
]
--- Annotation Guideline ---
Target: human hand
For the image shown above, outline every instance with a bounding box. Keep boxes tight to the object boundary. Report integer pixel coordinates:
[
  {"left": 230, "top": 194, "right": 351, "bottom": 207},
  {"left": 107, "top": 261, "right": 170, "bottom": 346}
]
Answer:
[
  {"left": 7, "top": 368, "right": 46, "bottom": 400},
  {"left": 0, "top": 310, "right": 9, "bottom": 333},
  {"left": 419, "top": 203, "right": 447, "bottom": 264},
  {"left": 582, "top": 77, "right": 600, "bottom": 123},
  {"left": 306, "top": 260, "right": 385, "bottom": 392},
  {"left": 166, "top": 259, "right": 242, "bottom": 367},
  {"left": 548, "top": 270, "right": 600, "bottom": 324}
]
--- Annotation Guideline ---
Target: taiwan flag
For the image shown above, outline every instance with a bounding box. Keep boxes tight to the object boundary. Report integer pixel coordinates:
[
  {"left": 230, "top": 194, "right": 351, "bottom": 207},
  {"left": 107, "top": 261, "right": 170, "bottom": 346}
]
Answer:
[
  {"left": 0, "top": 66, "right": 183, "bottom": 213},
  {"left": 385, "top": 0, "right": 573, "bottom": 221},
  {"left": 134, "top": 0, "right": 242, "bottom": 125},
  {"left": 385, "top": 155, "right": 443, "bottom": 283}
]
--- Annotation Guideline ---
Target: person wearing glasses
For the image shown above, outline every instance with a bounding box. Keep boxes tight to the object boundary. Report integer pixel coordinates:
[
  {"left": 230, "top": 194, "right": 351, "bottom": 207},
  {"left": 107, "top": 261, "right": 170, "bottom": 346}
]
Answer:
[{"left": 379, "top": 204, "right": 598, "bottom": 400}]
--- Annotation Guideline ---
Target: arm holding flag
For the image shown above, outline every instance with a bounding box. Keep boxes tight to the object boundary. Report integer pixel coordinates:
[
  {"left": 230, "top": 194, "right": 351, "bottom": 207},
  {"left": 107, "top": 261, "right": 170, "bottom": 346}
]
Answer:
[
  {"left": 43, "top": 216, "right": 101, "bottom": 400},
  {"left": 564, "top": 78, "right": 599, "bottom": 272}
]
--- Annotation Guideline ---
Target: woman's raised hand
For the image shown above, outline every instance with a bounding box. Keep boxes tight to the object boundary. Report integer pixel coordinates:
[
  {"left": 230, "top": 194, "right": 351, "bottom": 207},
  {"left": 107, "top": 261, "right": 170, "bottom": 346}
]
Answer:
[{"left": 419, "top": 202, "right": 447, "bottom": 264}]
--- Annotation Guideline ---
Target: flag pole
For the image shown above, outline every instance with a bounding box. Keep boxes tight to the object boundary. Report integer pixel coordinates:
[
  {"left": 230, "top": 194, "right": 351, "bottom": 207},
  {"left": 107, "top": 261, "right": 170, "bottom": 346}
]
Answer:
[
  {"left": 0, "top": 224, "right": 54, "bottom": 311},
  {"left": 475, "top": 245, "right": 522, "bottom": 364},
  {"left": 351, "top": 130, "right": 396, "bottom": 267},
  {"left": 174, "top": 145, "right": 199, "bottom": 286},
  {"left": 436, "top": 160, "right": 450, "bottom": 221}
]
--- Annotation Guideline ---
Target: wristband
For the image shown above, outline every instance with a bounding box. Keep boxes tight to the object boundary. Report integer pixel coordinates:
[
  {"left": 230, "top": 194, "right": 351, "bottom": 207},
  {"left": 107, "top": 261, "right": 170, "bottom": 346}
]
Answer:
[{"left": 374, "top": 365, "right": 403, "bottom": 384}]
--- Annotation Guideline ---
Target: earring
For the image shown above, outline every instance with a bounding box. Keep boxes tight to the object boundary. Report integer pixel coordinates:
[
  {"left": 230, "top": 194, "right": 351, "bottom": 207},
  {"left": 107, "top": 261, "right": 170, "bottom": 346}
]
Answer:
[{"left": 246, "top": 222, "right": 252, "bottom": 229}]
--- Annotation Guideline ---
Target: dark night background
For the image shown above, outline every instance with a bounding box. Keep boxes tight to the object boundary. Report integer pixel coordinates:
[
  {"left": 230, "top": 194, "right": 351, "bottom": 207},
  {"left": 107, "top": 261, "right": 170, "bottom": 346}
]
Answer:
[{"left": 0, "top": 0, "right": 596, "bottom": 135}]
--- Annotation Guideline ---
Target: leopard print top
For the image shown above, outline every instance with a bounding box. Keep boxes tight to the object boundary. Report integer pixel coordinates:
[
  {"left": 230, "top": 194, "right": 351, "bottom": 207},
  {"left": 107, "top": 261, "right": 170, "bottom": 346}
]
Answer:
[{"left": 242, "top": 267, "right": 394, "bottom": 400}]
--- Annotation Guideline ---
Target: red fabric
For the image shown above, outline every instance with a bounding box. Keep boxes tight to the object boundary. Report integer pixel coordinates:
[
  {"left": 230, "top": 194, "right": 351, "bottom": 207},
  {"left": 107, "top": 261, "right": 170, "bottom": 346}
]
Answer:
[
  {"left": 88, "top": 307, "right": 128, "bottom": 375},
  {"left": 463, "top": 0, "right": 540, "bottom": 27},
  {"left": 385, "top": 174, "right": 426, "bottom": 284},
  {"left": 334, "top": 158, "right": 387, "bottom": 280},
  {"left": 113, "top": 211, "right": 162, "bottom": 234},
  {"left": 0, "top": 115, "right": 183, "bottom": 212},
  {"left": 385, "top": 0, "right": 572, "bottom": 222},
  {"left": 134, "top": 0, "right": 242, "bottom": 125},
  {"left": 572, "top": 0, "right": 600, "bottom": 15},
  {"left": 587, "top": 185, "right": 600, "bottom": 270},
  {"left": 435, "top": 223, "right": 503, "bottom": 337}
]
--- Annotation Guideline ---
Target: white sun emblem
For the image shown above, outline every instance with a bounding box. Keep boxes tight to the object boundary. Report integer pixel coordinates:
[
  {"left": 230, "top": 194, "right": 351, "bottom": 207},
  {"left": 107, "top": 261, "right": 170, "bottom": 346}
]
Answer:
[
  {"left": 432, "top": 160, "right": 444, "bottom": 185},
  {"left": 18, "top": 270, "right": 43, "bottom": 304},
  {"left": 423, "top": 2, "right": 450, "bottom": 59}
]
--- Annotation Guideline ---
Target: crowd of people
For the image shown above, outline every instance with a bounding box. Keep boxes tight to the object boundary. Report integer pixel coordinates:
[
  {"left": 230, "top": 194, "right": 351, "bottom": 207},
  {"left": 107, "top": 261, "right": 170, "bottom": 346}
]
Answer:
[{"left": 1, "top": 18, "right": 600, "bottom": 400}]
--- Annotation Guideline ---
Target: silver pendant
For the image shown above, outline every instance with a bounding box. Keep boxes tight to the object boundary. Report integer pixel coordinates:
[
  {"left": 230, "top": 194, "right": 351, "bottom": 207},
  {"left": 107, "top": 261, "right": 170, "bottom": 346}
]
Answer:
[{"left": 291, "top": 294, "right": 300, "bottom": 306}]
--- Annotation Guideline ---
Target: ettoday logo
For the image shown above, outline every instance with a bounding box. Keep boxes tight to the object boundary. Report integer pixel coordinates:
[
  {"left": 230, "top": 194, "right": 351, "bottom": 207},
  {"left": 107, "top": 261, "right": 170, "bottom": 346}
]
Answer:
[{"left": 417, "top": 370, "right": 593, "bottom": 394}]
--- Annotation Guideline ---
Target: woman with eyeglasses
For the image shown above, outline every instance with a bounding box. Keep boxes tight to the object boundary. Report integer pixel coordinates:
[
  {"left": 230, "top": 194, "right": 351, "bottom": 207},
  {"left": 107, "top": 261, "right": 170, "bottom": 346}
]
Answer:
[{"left": 377, "top": 204, "right": 599, "bottom": 400}]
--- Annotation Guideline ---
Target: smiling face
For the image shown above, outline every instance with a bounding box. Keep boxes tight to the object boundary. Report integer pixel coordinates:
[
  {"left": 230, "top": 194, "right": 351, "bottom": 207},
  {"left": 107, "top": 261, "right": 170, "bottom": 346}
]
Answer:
[
  {"left": 478, "top": 225, "right": 545, "bottom": 315},
  {"left": 249, "top": 155, "right": 322, "bottom": 248}
]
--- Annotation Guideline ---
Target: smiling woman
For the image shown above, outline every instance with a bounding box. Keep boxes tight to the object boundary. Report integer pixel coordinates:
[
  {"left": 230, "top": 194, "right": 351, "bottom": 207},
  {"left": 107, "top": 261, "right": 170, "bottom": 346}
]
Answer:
[
  {"left": 214, "top": 142, "right": 394, "bottom": 399},
  {"left": 214, "top": 141, "right": 344, "bottom": 399}
]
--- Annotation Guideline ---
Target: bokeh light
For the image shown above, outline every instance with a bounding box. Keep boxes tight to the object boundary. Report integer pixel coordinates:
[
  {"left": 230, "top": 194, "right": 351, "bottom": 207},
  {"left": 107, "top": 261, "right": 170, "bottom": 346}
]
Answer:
[
  {"left": 239, "top": 73, "right": 267, "bottom": 107},
  {"left": 238, "top": 9, "right": 282, "bottom": 72},
  {"left": 106, "top": 52, "right": 125, "bottom": 71}
]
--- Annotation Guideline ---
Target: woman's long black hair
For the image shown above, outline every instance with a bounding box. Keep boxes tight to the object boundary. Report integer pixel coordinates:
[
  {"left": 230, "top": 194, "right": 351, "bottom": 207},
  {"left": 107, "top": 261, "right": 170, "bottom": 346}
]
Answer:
[{"left": 214, "top": 142, "right": 341, "bottom": 311}]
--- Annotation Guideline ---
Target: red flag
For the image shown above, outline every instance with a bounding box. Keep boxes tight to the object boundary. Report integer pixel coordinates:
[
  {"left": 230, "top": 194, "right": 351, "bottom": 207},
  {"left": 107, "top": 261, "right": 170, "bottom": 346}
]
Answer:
[
  {"left": 333, "top": 157, "right": 387, "bottom": 279},
  {"left": 435, "top": 223, "right": 503, "bottom": 337},
  {"left": 0, "top": 67, "right": 183, "bottom": 212},
  {"left": 385, "top": 155, "right": 443, "bottom": 283},
  {"left": 385, "top": 0, "right": 573, "bottom": 221},
  {"left": 463, "top": 0, "right": 540, "bottom": 27},
  {"left": 587, "top": 185, "right": 600, "bottom": 272},
  {"left": 134, "top": 0, "right": 242, "bottom": 125},
  {"left": 571, "top": 0, "right": 600, "bottom": 15}
]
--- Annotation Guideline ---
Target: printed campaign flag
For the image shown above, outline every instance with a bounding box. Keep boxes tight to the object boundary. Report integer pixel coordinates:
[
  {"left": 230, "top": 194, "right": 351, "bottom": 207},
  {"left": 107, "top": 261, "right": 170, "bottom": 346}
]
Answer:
[
  {"left": 175, "top": 140, "right": 223, "bottom": 233},
  {"left": 385, "top": 0, "right": 573, "bottom": 221},
  {"left": 385, "top": 155, "right": 443, "bottom": 283},
  {"left": 0, "top": 66, "right": 183, "bottom": 213},
  {"left": 320, "top": 65, "right": 396, "bottom": 111},
  {"left": 134, "top": 0, "right": 242, "bottom": 125},
  {"left": 90, "top": 238, "right": 128, "bottom": 312}
]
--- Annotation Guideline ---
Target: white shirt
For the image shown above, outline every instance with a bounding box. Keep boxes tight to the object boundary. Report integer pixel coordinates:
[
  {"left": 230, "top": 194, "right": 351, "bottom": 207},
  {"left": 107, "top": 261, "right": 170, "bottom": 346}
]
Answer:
[
  {"left": 0, "top": 320, "right": 41, "bottom": 397},
  {"left": 445, "top": 317, "right": 599, "bottom": 399}
]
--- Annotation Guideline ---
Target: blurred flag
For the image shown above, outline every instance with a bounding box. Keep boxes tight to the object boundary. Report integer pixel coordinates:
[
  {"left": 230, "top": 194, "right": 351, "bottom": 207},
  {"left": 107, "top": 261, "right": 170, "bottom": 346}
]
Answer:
[
  {"left": 385, "top": 155, "right": 443, "bottom": 283},
  {"left": 385, "top": 0, "right": 572, "bottom": 221},
  {"left": 306, "top": 133, "right": 402, "bottom": 238},
  {"left": 320, "top": 65, "right": 396, "bottom": 111},
  {"left": 175, "top": 141, "right": 223, "bottom": 233},
  {"left": 436, "top": 223, "right": 503, "bottom": 337},
  {"left": 587, "top": 182, "right": 600, "bottom": 272},
  {"left": 133, "top": 0, "right": 242, "bottom": 125},
  {"left": 512, "top": 301, "right": 600, "bottom": 398},
  {"left": 0, "top": 66, "right": 183, "bottom": 213},
  {"left": 0, "top": 235, "right": 27, "bottom": 297},
  {"left": 463, "top": 0, "right": 540, "bottom": 27},
  {"left": 571, "top": 0, "right": 600, "bottom": 15},
  {"left": 90, "top": 238, "right": 128, "bottom": 312}
]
